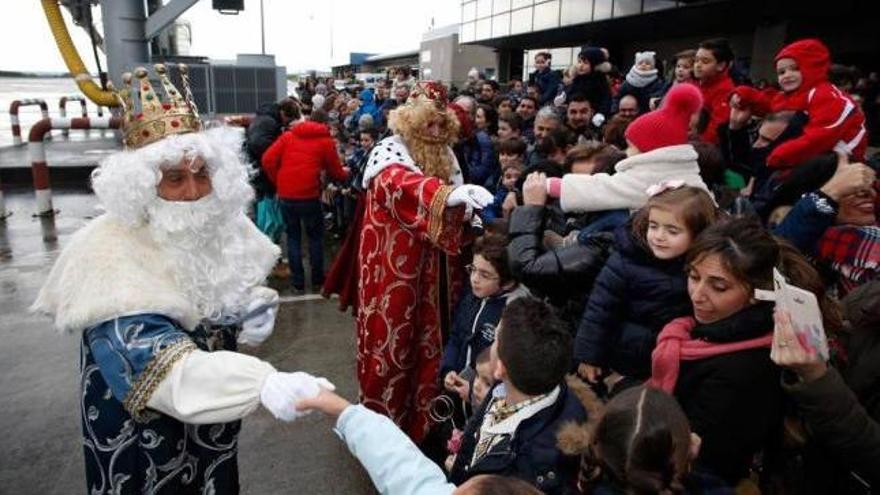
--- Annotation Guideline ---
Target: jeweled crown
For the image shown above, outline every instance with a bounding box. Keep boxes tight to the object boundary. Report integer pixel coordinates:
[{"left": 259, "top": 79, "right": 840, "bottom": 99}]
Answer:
[{"left": 115, "top": 63, "right": 202, "bottom": 149}]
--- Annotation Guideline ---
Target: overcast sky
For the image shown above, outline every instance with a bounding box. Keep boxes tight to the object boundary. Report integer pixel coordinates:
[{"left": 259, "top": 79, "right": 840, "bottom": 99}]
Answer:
[{"left": 0, "top": 0, "right": 460, "bottom": 73}]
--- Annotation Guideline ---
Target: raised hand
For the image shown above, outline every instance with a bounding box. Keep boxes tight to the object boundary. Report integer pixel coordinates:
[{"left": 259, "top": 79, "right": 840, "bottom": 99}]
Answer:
[{"left": 819, "top": 152, "right": 876, "bottom": 201}]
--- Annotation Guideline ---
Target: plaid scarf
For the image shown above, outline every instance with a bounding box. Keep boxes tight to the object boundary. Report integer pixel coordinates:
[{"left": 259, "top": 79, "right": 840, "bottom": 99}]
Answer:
[{"left": 817, "top": 225, "right": 880, "bottom": 297}]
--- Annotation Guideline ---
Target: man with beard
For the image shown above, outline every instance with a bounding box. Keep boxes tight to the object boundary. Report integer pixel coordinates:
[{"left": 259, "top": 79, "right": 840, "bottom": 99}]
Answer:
[
  {"left": 565, "top": 93, "right": 601, "bottom": 143},
  {"left": 357, "top": 81, "right": 493, "bottom": 443},
  {"left": 32, "top": 65, "right": 331, "bottom": 494}
]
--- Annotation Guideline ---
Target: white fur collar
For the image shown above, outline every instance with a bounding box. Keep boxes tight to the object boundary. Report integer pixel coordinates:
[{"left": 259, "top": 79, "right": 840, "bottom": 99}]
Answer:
[
  {"left": 361, "top": 134, "right": 463, "bottom": 188},
  {"left": 31, "top": 214, "right": 278, "bottom": 333},
  {"left": 614, "top": 144, "right": 697, "bottom": 172}
]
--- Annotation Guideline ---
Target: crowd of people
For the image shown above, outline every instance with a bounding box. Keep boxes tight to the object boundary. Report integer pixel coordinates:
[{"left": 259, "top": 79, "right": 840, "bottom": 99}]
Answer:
[
  {"left": 35, "top": 36, "right": 879, "bottom": 495},
  {"left": 247, "top": 36, "right": 879, "bottom": 494}
]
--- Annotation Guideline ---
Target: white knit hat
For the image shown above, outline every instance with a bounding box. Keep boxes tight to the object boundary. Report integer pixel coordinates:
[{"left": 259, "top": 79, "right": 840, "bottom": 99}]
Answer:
[{"left": 634, "top": 51, "right": 656, "bottom": 67}]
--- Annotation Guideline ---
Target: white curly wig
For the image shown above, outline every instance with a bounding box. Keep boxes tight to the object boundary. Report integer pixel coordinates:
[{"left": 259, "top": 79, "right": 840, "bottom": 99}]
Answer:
[
  {"left": 91, "top": 125, "right": 254, "bottom": 225},
  {"left": 90, "top": 126, "right": 278, "bottom": 321}
]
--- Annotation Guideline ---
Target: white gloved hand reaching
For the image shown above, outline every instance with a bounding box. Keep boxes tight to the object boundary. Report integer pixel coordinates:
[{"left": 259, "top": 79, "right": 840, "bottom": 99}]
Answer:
[
  {"left": 446, "top": 184, "right": 494, "bottom": 210},
  {"left": 238, "top": 288, "right": 280, "bottom": 347},
  {"left": 260, "top": 371, "right": 336, "bottom": 422}
]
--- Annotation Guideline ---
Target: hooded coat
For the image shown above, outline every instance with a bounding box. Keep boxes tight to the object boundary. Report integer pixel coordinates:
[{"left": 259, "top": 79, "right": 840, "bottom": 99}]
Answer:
[
  {"left": 733, "top": 39, "right": 867, "bottom": 167},
  {"left": 261, "top": 120, "right": 349, "bottom": 200},
  {"left": 353, "top": 88, "right": 383, "bottom": 128}
]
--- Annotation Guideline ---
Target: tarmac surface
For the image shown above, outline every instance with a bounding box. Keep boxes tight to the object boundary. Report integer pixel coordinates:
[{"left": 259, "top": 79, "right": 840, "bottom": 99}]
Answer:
[{"left": 0, "top": 186, "right": 377, "bottom": 493}]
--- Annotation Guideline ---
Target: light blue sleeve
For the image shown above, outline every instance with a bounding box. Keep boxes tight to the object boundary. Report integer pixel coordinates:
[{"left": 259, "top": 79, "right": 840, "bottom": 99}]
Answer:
[{"left": 334, "top": 405, "right": 456, "bottom": 495}]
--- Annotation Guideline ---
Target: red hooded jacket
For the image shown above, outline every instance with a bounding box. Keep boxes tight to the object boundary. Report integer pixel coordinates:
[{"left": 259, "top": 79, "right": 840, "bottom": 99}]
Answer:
[
  {"left": 261, "top": 120, "right": 349, "bottom": 200},
  {"left": 733, "top": 39, "right": 867, "bottom": 167}
]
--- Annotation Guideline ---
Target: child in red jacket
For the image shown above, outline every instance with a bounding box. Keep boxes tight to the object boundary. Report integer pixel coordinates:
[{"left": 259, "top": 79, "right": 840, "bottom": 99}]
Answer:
[{"left": 733, "top": 38, "right": 867, "bottom": 169}]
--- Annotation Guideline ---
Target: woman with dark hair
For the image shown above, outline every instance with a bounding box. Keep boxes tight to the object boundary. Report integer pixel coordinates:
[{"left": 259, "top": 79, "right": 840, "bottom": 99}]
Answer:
[
  {"left": 649, "top": 217, "right": 841, "bottom": 485},
  {"left": 468, "top": 103, "right": 501, "bottom": 189}
]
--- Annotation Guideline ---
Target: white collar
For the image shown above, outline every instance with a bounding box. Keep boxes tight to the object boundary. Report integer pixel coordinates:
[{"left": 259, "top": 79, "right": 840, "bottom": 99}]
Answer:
[{"left": 482, "top": 385, "right": 561, "bottom": 435}]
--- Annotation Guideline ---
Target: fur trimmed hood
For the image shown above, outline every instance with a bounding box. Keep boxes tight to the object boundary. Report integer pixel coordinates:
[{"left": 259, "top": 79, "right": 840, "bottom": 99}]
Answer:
[
  {"left": 31, "top": 214, "right": 278, "bottom": 333},
  {"left": 556, "top": 375, "right": 604, "bottom": 456}
]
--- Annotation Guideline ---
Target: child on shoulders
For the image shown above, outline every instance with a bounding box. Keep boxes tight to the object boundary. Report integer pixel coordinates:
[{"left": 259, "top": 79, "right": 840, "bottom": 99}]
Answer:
[{"left": 732, "top": 38, "right": 867, "bottom": 168}]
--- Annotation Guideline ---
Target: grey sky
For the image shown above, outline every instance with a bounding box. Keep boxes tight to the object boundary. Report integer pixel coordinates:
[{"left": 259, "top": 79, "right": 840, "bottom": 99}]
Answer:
[{"left": 0, "top": 0, "right": 459, "bottom": 73}]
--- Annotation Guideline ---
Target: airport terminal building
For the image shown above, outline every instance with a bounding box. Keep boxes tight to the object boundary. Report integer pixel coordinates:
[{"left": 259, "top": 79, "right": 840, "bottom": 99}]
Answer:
[{"left": 457, "top": 0, "right": 876, "bottom": 82}]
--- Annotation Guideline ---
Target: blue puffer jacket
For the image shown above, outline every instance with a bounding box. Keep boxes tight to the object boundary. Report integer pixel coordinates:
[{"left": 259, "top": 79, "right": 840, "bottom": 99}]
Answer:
[
  {"left": 440, "top": 286, "right": 527, "bottom": 378},
  {"left": 449, "top": 382, "right": 587, "bottom": 494},
  {"left": 574, "top": 223, "right": 691, "bottom": 378}
]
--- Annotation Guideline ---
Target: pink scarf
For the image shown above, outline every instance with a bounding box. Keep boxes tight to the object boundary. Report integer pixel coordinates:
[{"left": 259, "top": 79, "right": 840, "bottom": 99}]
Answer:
[{"left": 649, "top": 317, "right": 774, "bottom": 393}]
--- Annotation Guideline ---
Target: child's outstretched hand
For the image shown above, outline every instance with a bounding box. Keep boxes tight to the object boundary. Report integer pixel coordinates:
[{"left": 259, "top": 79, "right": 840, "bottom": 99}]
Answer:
[{"left": 295, "top": 387, "right": 352, "bottom": 418}]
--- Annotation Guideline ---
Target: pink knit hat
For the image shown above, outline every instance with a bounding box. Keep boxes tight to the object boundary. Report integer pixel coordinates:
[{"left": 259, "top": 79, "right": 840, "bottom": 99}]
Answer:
[{"left": 624, "top": 84, "right": 703, "bottom": 153}]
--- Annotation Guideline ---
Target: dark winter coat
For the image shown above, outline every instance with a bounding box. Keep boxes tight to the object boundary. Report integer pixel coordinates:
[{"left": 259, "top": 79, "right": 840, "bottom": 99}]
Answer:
[
  {"left": 673, "top": 303, "right": 783, "bottom": 485},
  {"left": 783, "top": 280, "right": 880, "bottom": 491},
  {"left": 507, "top": 205, "right": 614, "bottom": 330},
  {"left": 467, "top": 130, "right": 500, "bottom": 190},
  {"left": 574, "top": 224, "right": 691, "bottom": 378},
  {"left": 612, "top": 77, "right": 666, "bottom": 115},
  {"left": 261, "top": 121, "right": 349, "bottom": 200},
  {"left": 246, "top": 102, "right": 286, "bottom": 198},
  {"left": 531, "top": 68, "right": 563, "bottom": 107},
  {"left": 773, "top": 190, "right": 837, "bottom": 255},
  {"left": 440, "top": 287, "right": 523, "bottom": 378},
  {"left": 565, "top": 72, "right": 612, "bottom": 116},
  {"left": 588, "top": 470, "right": 733, "bottom": 495},
  {"left": 449, "top": 382, "right": 587, "bottom": 494}
]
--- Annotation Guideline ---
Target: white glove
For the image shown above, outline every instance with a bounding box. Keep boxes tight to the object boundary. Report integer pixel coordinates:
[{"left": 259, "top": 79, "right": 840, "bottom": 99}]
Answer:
[
  {"left": 238, "top": 289, "right": 280, "bottom": 347},
  {"left": 553, "top": 92, "right": 567, "bottom": 107},
  {"left": 260, "top": 371, "right": 336, "bottom": 422},
  {"left": 446, "top": 185, "right": 494, "bottom": 210},
  {"left": 592, "top": 113, "right": 606, "bottom": 128}
]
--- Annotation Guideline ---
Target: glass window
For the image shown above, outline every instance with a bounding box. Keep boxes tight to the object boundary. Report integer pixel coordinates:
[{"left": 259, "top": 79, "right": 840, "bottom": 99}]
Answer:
[
  {"left": 550, "top": 48, "right": 572, "bottom": 69},
  {"left": 460, "top": 21, "right": 476, "bottom": 42},
  {"left": 462, "top": 1, "right": 477, "bottom": 22},
  {"left": 560, "top": 0, "right": 592, "bottom": 25},
  {"left": 593, "top": 0, "right": 612, "bottom": 19},
  {"left": 614, "top": 0, "right": 642, "bottom": 16},
  {"left": 510, "top": 7, "right": 533, "bottom": 34},
  {"left": 533, "top": 0, "right": 559, "bottom": 31},
  {"left": 493, "top": 0, "right": 511, "bottom": 14},
  {"left": 421, "top": 50, "right": 431, "bottom": 63},
  {"left": 643, "top": 0, "right": 678, "bottom": 12},
  {"left": 512, "top": 0, "right": 532, "bottom": 9},
  {"left": 475, "top": 17, "right": 492, "bottom": 40},
  {"left": 492, "top": 12, "right": 511, "bottom": 37},
  {"left": 477, "top": 0, "right": 493, "bottom": 18}
]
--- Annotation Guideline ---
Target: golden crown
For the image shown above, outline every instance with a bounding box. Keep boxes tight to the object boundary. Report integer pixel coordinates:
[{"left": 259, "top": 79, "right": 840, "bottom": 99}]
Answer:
[{"left": 115, "top": 63, "right": 202, "bottom": 149}]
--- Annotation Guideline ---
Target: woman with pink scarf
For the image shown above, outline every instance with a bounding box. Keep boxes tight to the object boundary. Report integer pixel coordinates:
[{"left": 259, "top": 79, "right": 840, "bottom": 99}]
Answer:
[{"left": 648, "top": 217, "right": 841, "bottom": 485}]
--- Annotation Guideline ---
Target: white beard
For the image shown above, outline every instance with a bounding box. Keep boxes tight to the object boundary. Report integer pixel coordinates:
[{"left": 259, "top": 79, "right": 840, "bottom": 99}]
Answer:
[{"left": 146, "top": 195, "right": 264, "bottom": 321}]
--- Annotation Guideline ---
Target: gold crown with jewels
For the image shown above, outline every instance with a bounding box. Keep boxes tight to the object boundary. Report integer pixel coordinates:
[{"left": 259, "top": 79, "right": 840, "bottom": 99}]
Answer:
[{"left": 115, "top": 63, "right": 202, "bottom": 149}]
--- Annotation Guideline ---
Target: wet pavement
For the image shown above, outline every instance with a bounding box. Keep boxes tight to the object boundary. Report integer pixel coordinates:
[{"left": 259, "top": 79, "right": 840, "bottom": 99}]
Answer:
[{"left": 0, "top": 188, "right": 376, "bottom": 494}]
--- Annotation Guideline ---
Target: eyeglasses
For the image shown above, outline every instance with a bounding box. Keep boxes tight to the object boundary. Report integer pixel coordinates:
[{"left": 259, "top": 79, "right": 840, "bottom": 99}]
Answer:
[{"left": 465, "top": 264, "right": 499, "bottom": 281}]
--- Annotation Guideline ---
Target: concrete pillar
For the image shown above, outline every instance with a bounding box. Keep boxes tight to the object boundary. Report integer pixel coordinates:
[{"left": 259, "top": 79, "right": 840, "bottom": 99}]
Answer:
[
  {"left": 750, "top": 22, "right": 788, "bottom": 84},
  {"left": 100, "top": 0, "right": 150, "bottom": 87},
  {"left": 498, "top": 48, "right": 525, "bottom": 83}
]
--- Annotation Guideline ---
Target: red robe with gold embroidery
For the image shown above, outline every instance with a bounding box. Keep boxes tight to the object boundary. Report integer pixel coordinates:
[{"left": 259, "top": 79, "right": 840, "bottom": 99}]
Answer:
[{"left": 357, "top": 157, "right": 467, "bottom": 443}]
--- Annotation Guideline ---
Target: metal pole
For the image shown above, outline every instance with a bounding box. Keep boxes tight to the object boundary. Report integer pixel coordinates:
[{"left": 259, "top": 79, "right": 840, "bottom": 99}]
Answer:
[
  {"left": 100, "top": 0, "right": 149, "bottom": 87},
  {"left": 260, "top": 0, "right": 266, "bottom": 55}
]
